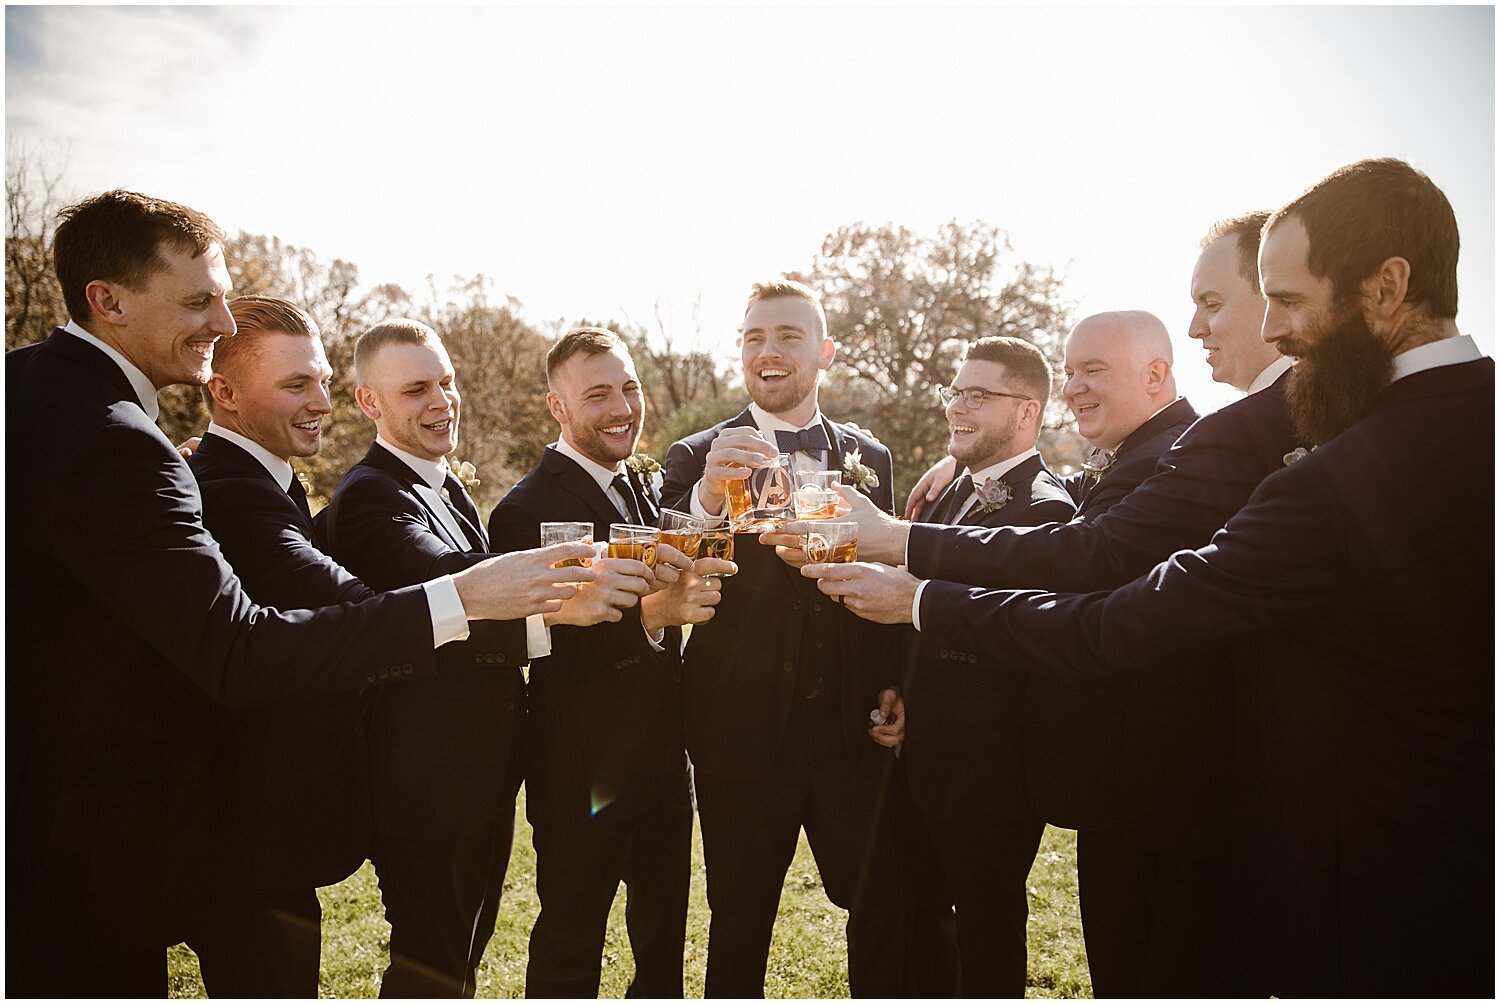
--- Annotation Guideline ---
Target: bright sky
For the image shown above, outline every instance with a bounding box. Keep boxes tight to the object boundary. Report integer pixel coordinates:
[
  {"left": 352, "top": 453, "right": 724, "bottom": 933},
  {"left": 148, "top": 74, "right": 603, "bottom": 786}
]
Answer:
[{"left": 6, "top": 5, "right": 1495, "bottom": 414}]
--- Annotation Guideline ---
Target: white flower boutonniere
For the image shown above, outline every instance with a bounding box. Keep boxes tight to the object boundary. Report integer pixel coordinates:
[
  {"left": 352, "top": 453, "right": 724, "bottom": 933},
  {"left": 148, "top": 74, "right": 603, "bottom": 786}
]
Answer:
[
  {"left": 841, "top": 448, "right": 881, "bottom": 490},
  {"left": 1081, "top": 447, "right": 1116, "bottom": 483},
  {"left": 1282, "top": 446, "right": 1313, "bottom": 466},
  {"left": 625, "top": 452, "right": 662, "bottom": 493},
  {"left": 969, "top": 477, "right": 1013, "bottom": 516},
  {"left": 450, "top": 458, "right": 482, "bottom": 492}
]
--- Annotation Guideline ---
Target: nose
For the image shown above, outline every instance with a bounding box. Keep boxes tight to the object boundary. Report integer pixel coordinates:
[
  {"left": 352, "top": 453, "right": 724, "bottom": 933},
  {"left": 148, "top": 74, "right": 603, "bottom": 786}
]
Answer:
[
  {"left": 209, "top": 296, "right": 235, "bottom": 338},
  {"left": 1260, "top": 300, "right": 1287, "bottom": 344},
  {"left": 1188, "top": 306, "right": 1208, "bottom": 341},
  {"left": 1063, "top": 372, "right": 1084, "bottom": 400},
  {"left": 309, "top": 383, "right": 332, "bottom": 415}
]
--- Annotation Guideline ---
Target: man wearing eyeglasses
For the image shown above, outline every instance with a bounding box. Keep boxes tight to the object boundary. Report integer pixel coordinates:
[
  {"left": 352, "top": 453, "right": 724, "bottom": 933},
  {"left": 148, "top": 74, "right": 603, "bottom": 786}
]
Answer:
[{"left": 896, "top": 336, "right": 1077, "bottom": 996}]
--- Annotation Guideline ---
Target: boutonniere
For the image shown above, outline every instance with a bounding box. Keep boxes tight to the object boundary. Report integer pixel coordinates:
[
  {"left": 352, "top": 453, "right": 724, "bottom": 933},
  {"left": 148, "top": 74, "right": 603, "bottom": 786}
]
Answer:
[
  {"left": 969, "top": 477, "right": 1013, "bottom": 516},
  {"left": 1282, "top": 446, "right": 1314, "bottom": 466},
  {"left": 625, "top": 452, "right": 662, "bottom": 493},
  {"left": 449, "top": 458, "right": 482, "bottom": 493},
  {"left": 294, "top": 470, "right": 316, "bottom": 497},
  {"left": 1081, "top": 447, "right": 1116, "bottom": 483},
  {"left": 841, "top": 448, "right": 881, "bottom": 490}
]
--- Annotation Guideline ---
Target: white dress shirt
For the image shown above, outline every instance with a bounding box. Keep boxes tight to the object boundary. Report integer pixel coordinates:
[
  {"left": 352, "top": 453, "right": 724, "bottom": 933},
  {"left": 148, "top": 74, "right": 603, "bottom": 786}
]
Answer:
[
  {"left": 1247, "top": 354, "right": 1295, "bottom": 395},
  {"left": 64, "top": 319, "right": 161, "bottom": 422},
  {"left": 206, "top": 421, "right": 295, "bottom": 491},
  {"left": 1390, "top": 334, "right": 1482, "bottom": 381},
  {"left": 375, "top": 437, "right": 551, "bottom": 658}
]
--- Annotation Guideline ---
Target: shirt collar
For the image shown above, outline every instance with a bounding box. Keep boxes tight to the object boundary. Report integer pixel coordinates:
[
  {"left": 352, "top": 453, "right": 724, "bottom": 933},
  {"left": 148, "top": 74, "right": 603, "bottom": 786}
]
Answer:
[
  {"left": 965, "top": 447, "right": 1040, "bottom": 486},
  {"left": 206, "top": 421, "right": 295, "bottom": 491},
  {"left": 550, "top": 436, "right": 625, "bottom": 493},
  {"left": 375, "top": 435, "right": 451, "bottom": 491},
  {"left": 748, "top": 401, "right": 827, "bottom": 438},
  {"left": 1247, "top": 354, "right": 1296, "bottom": 395},
  {"left": 63, "top": 319, "right": 161, "bottom": 422},
  {"left": 1390, "top": 335, "right": 1483, "bottom": 383}
]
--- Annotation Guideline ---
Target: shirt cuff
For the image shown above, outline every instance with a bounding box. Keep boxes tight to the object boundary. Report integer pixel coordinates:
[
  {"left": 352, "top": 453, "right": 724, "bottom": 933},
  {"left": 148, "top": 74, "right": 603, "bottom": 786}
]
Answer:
[
  {"left": 424, "top": 575, "right": 471, "bottom": 647},
  {"left": 911, "top": 579, "right": 930, "bottom": 632},
  {"left": 643, "top": 624, "right": 667, "bottom": 652},
  {"left": 689, "top": 479, "right": 726, "bottom": 520},
  {"left": 526, "top": 613, "right": 552, "bottom": 660}
]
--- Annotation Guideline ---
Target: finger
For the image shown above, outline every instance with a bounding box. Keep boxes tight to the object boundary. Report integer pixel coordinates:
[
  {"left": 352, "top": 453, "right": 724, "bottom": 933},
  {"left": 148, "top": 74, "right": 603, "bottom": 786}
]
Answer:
[
  {"left": 655, "top": 543, "right": 691, "bottom": 571},
  {"left": 777, "top": 520, "right": 814, "bottom": 536},
  {"left": 758, "top": 532, "right": 805, "bottom": 548}
]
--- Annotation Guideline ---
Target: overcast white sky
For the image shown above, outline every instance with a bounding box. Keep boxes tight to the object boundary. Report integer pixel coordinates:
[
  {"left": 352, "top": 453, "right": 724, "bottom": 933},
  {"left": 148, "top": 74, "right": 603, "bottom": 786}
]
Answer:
[{"left": 6, "top": 5, "right": 1494, "bottom": 414}]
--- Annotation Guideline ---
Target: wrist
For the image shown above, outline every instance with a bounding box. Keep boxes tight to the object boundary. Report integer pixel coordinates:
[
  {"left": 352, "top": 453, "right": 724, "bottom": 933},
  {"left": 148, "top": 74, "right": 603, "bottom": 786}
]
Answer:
[{"left": 640, "top": 591, "right": 668, "bottom": 632}]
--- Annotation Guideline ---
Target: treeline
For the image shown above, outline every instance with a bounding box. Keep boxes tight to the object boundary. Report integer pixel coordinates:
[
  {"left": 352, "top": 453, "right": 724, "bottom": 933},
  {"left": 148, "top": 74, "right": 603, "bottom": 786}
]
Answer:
[{"left": 7, "top": 153, "right": 1086, "bottom": 507}]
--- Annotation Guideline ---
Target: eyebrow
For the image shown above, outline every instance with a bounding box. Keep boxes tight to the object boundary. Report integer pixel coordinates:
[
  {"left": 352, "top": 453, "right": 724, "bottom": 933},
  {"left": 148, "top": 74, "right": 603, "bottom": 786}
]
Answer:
[{"left": 740, "top": 324, "right": 807, "bottom": 336}]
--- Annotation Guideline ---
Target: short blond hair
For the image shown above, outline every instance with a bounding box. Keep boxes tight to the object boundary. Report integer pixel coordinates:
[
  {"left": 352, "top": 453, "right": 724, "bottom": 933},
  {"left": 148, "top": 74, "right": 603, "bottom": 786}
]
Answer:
[
  {"left": 743, "top": 279, "right": 828, "bottom": 339},
  {"left": 353, "top": 318, "right": 442, "bottom": 386}
]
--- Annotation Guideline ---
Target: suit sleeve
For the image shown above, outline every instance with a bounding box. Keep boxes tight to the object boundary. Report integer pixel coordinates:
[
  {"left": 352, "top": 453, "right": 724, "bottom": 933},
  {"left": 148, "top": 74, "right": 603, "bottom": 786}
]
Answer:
[
  {"left": 51, "top": 422, "right": 436, "bottom": 710},
  {"left": 660, "top": 438, "right": 706, "bottom": 513},
  {"left": 916, "top": 460, "right": 1346, "bottom": 675},
  {"left": 910, "top": 414, "right": 1264, "bottom": 592}
]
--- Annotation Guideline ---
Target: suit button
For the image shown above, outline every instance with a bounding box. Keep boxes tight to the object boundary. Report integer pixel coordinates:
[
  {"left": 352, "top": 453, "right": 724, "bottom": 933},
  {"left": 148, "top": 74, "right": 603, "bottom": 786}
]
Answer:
[
  {"left": 473, "top": 655, "right": 484, "bottom": 665},
  {"left": 496, "top": 653, "right": 506, "bottom": 663},
  {"left": 968, "top": 653, "right": 977, "bottom": 664},
  {"left": 355, "top": 725, "right": 366, "bottom": 736},
  {"left": 377, "top": 669, "right": 390, "bottom": 680},
  {"left": 782, "top": 661, "right": 794, "bottom": 673},
  {"left": 814, "top": 641, "right": 824, "bottom": 649},
  {"left": 402, "top": 662, "right": 412, "bottom": 672},
  {"left": 403, "top": 665, "right": 415, "bottom": 676},
  {"left": 673, "top": 675, "right": 681, "bottom": 683},
  {"left": 812, "top": 603, "right": 822, "bottom": 613},
  {"left": 792, "top": 600, "right": 802, "bottom": 611},
  {"left": 504, "top": 700, "right": 515, "bottom": 712},
  {"left": 365, "top": 673, "right": 377, "bottom": 684}
]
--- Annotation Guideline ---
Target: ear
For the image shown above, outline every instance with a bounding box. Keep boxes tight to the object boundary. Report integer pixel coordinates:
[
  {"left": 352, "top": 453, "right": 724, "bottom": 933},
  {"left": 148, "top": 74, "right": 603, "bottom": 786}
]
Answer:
[
  {"left": 354, "top": 385, "right": 381, "bottom": 422},
  {"left": 1362, "top": 256, "right": 1412, "bottom": 322},
  {"left": 1144, "top": 359, "right": 1171, "bottom": 394},
  {"left": 819, "top": 336, "right": 837, "bottom": 370},
  {"left": 206, "top": 374, "right": 236, "bottom": 414},
  {"left": 84, "top": 280, "right": 125, "bottom": 325},
  {"left": 545, "top": 391, "right": 568, "bottom": 426},
  {"left": 1019, "top": 397, "right": 1043, "bottom": 431}
]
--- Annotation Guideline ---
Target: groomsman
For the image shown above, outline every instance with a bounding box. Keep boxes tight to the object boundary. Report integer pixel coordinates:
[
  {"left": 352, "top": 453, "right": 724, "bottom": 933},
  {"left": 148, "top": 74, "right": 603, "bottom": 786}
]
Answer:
[
  {"left": 317, "top": 319, "right": 649, "bottom": 997},
  {"left": 659, "top": 280, "right": 908, "bottom": 997},
  {"left": 185, "top": 296, "right": 373, "bottom": 996},
  {"left": 809, "top": 159, "right": 1494, "bottom": 998},
  {"left": 6, "top": 191, "right": 593, "bottom": 996},
  {"left": 901, "top": 336, "right": 1076, "bottom": 996},
  {"left": 489, "top": 326, "right": 727, "bottom": 997}
]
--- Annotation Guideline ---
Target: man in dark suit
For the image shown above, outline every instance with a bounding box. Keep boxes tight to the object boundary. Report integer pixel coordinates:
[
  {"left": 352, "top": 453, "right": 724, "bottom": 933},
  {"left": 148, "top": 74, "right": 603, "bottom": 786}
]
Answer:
[
  {"left": 809, "top": 159, "right": 1494, "bottom": 998},
  {"left": 659, "top": 280, "right": 907, "bottom": 997},
  {"left": 897, "top": 336, "right": 1077, "bottom": 996},
  {"left": 184, "top": 295, "right": 375, "bottom": 996},
  {"left": 315, "top": 317, "right": 653, "bottom": 997},
  {"left": 5, "top": 191, "right": 597, "bottom": 997},
  {"left": 489, "top": 326, "right": 729, "bottom": 997}
]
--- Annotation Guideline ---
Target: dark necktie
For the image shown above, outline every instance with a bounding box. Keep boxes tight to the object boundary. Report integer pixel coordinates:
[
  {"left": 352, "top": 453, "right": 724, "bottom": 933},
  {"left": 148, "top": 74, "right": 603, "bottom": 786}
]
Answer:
[
  {"left": 610, "top": 474, "right": 645, "bottom": 524},
  {"left": 774, "top": 424, "right": 832, "bottom": 458},
  {"left": 932, "top": 474, "right": 974, "bottom": 525},
  {"left": 286, "top": 472, "right": 312, "bottom": 521},
  {"left": 442, "top": 474, "right": 489, "bottom": 551}
]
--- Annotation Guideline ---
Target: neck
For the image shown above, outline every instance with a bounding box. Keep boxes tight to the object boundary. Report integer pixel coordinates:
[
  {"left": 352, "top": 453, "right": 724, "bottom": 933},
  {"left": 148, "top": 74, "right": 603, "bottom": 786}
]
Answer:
[
  {"left": 1387, "top": 313, "right": 1461, "bottom": 356},
  {"left": 213, "top": 415, "right": 292, "bottom": 463},
  {"left": 769, "top": 396, "right": 818, "bottom": 427},
  {"left": 82, "top": 318, "right": 166, "bottom": 390}
]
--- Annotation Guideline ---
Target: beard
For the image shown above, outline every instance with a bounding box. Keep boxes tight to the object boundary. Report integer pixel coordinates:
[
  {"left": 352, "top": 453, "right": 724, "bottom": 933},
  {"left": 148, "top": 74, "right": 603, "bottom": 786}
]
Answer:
[
  {"left": 951, "top": 415, "right": 1021, "bottom": 470},
  {"left": 1284, "top": 311, "right": 1395, "bottom": 445}
]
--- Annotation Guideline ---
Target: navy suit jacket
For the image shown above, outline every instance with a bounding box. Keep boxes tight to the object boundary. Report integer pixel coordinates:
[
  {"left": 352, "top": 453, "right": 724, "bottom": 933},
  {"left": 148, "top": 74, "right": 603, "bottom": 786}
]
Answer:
[
  {"left": 1009, "top": 397, "right": 1200, "bottom": 832},
  {"left": 660, "top": 406, "right": 900, "bottom": 782},
  {"left": 316, "top": 442, "right": 527, "bottom": 840},
  {"left": 188, "top": 432, "right": 373, "bottom": 888},
  {"left": 903, "top": 454, "right": 1076, "bottom": 823},
  {"left": 5, "top": 329, "right": 436, "bottom": 960},
  {"left": 488, "top": 447, "right": 689, "bottom": 825},
  {"left": 920, "top": 358, "right": 1495, "bottom": 998}
]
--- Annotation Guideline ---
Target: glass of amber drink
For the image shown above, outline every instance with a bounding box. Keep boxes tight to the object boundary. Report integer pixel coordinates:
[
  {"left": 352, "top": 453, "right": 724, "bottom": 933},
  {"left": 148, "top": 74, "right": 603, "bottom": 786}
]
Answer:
[
  {"left": 698, "top": 521, "right": 736, "bottom": 578},
  {"left": 729, "top": 453, "right": 793, "bottom": 533},
  {"left": 608, "top": 523, "right": 660, "bottom": 567},
  {"left": 541, "top": 521, "right": 595, "bottom": 566},
  {"left": 658, "top": 509, "right": 703, "bottom": 559},
  {"left": 793, "top": 470, "right": 843, "bottom": 521},
  {"left": 804, "top": 521, "right": 858, "bottom": 563}
]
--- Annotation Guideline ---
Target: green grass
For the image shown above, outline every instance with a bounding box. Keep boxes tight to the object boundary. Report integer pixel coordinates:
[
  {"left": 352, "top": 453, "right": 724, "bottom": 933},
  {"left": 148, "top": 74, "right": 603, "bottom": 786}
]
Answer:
[{"left": 168, "top": 798, "right": 1090, "bottom": 998}]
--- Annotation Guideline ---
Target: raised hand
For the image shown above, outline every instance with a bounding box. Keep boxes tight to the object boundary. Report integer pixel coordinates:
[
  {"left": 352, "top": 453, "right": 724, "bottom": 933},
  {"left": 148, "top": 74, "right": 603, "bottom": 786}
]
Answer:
[
  {"left": 642, "top": 559, "right": 727, "bottom": 630},
  {"left": 799, "top": 560, "right": 919, "bottom": 624},
  {"left": 451, "top": 541, "right": 597, "bottom": 621},
  {"left": 545, "top": 556, "right": 656, "bottom": 626},
  {"left": 697, "top": 428, "right": 779, "bottom": 515},
  {"left": 905, "top": 454, "right": 958, "bottom": 520},
  {"left": 777, "top": 486, "right": 909, "bottom": 566}
]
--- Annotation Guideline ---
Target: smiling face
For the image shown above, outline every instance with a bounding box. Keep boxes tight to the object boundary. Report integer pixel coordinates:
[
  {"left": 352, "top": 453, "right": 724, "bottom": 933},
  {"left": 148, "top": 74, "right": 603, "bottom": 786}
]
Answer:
[
  {"left": 1062, "top": 317, "right": 1167, "bottom": 450},
  {"left": 547, "top": 345, "right": 645, "bottom": 466},
  {"left": 1259, "top": 216, "right": 1345, "bottom": 360},
  {"left": 945, "top": 358, "right": 1035, "bottom": 470},
  {"left": 1189, "top": 234, "right": 1280, "bottom": 391},
  {"left": 216, "top": 333, "right": 334, "bottom": 461},
  {"left": 740, "top": 296, "right": 835, "bottom": 420},
  {"left": 98, "top": 242, "right": 235, "bottom": 389},
  {"left": 355, "top": 339, "right": 461, "bottom": 462}
]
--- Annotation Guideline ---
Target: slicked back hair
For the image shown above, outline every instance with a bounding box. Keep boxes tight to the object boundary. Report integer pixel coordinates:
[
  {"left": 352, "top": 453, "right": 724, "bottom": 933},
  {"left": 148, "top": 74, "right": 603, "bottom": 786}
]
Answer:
[
  {"left": 743, "top": 279, "right": 828, "bottom": 339},
  {"left": 1267, "top": 158, "right": 1459, "bottom": 318},
  {"left": 203, "top": 296, "right": 322, "bottom": 409},
  {"left": 546, "top": 326, "right": 627, "bottom": 390},
  {"left": 1201, "top": 211, "right": 1271, "bottom": 293},
  {"left": 54, "top": 189, "right": 226, "bottom": 326},
  {"left": 963, "top": 336, "right": 1053, "bottom": 409},
  {"left": 353, "top": 318, "right": 443, "bottom": 387}
]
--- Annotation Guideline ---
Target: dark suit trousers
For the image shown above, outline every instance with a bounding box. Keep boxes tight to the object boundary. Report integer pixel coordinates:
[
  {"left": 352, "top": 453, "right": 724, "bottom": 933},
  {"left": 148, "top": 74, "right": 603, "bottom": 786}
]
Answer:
[
  {"left": 525, "top": 789, "right": 693, "bottom": 998},
  {"left": 193, "top": 883, "right": 322, "bottom": 997},
  {"left": 694, "top": 698, "right": 904, "bottom": 998},
  {"left": 1076, "top": 828, "right": 1237, "bottom": 997},
  {"left": 921, "top": 813, "right": 1044, "bottom": 998},
  {"left": 370, "top": 797, "right": 516, "bottom": 998}
]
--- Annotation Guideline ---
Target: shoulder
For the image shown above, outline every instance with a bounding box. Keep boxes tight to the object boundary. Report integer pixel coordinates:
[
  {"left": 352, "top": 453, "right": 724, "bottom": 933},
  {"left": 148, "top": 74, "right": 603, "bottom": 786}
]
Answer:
[{"left": 668, "top": 414, "right": 741, "bottom": 457}]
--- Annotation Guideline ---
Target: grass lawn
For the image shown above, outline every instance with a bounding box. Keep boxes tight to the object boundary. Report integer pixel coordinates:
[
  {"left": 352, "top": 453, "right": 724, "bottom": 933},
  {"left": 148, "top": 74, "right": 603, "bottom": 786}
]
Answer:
[{"left": 168, "top": 796, "right": 1091, "bottom": 998}]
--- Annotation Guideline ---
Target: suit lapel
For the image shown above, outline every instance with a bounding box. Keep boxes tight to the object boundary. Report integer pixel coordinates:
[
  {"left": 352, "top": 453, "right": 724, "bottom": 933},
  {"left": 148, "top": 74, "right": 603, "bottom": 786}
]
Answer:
[
  {"left": 361, "top": 444, "right": 472, "bottom": 552},
  {"left": 960, "top": 455, "right": 1045, "bottom": 526},
  {"left": 542, "top": 448, "right": 632, "bottom": 532}
]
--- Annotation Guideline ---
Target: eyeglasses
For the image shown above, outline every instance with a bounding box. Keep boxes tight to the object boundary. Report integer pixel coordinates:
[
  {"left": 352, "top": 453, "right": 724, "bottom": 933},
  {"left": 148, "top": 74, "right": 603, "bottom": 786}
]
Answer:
[{"left": 934, "top": 384, "right": 1034, "bottom": 410}]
